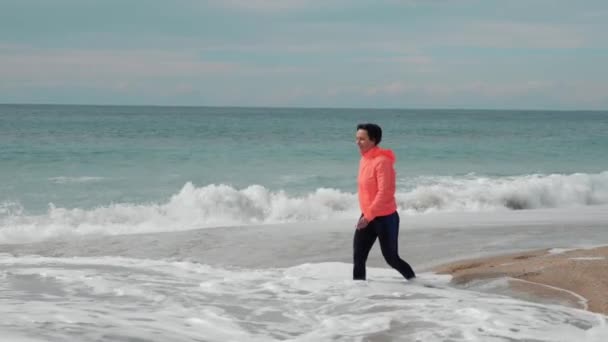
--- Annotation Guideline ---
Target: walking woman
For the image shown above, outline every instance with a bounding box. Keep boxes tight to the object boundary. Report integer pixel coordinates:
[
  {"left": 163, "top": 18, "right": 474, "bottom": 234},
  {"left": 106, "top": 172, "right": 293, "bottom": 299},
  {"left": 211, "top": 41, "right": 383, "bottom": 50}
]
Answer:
[{"left": 354, "top": 123, "right": 416, "bottom": 281}]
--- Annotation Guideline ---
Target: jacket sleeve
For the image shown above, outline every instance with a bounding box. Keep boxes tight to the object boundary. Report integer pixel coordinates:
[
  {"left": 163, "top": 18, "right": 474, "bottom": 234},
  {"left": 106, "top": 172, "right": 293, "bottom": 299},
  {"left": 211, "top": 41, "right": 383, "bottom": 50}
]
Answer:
[{"left": 363, "top": 157, "right": 394, "bottom": 221}]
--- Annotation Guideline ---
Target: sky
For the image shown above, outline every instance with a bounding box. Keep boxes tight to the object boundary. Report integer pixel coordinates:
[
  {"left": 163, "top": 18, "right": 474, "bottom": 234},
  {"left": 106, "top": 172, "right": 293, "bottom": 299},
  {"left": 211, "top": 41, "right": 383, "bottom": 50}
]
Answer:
[{"left": 1, "top": 0, "right": 607, "bottom": 109}]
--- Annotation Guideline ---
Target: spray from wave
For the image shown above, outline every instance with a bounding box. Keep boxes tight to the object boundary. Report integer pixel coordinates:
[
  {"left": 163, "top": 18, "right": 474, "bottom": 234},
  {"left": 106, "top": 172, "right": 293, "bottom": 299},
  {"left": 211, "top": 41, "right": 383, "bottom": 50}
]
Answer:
[
  {"left": 399, "top": 171, "right": 608, "bottom": 213},
  {"left": 48, "top": 176, "right": 105, "bottom": 184},
  {"left": 1, "top": 172, "right": 607, "bottom": 243}
]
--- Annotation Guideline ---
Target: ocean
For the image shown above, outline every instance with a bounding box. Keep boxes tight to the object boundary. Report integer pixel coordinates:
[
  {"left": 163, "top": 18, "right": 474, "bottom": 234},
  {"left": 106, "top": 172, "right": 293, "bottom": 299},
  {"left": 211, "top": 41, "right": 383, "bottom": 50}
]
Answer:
[{"left": 1, "top": 104, "right": 608, "bottom": 341}]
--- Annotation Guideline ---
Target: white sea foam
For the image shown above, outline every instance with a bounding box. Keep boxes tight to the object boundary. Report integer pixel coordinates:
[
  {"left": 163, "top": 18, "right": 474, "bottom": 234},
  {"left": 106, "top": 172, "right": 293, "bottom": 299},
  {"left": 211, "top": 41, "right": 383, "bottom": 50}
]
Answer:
[
  {"left": 548, "top": 248, "right": 579, "bottom": 255},
  {"left": 0, "top": 255, "right": 606, "bottom": 342},
  {"left": 0, "top": 184, "right": 358, "bottom": 243},
  {"left": 399, "top": 171, "right": 608, "bottom": 213},
  {"left": 548, "top": 245, "right": 608, "bottom": 255},
  {"left": 1, "top": 171, "right": 607, "bottom": 243}
]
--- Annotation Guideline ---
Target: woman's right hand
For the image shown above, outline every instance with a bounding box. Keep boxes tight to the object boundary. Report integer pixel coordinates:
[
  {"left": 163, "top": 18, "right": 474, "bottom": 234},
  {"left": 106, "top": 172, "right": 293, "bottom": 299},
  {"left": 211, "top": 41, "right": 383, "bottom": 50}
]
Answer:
[{"left": 356, "top": 216, "right": 369, "bottom": 230}]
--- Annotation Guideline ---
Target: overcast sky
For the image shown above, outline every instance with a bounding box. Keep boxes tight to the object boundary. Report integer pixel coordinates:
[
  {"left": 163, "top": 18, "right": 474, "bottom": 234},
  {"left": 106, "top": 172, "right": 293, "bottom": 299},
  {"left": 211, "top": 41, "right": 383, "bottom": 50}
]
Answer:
[{"left": 1, "top": 0, "right": 607, "bottom": 109}]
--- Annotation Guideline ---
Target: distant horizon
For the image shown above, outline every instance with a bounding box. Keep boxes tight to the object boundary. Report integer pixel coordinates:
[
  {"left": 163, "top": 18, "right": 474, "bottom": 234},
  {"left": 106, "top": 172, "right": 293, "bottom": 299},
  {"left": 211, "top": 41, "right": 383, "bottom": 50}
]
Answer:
[{"left": 1, "top": 102, "right": 606, "bottom": 112}]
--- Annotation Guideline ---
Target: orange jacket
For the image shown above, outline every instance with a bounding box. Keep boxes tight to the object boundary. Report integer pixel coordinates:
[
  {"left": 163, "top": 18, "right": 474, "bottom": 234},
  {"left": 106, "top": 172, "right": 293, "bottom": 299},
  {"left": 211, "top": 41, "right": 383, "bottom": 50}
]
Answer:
[{"left": 358, "top": 146, "right": 397, "bottom": 221}]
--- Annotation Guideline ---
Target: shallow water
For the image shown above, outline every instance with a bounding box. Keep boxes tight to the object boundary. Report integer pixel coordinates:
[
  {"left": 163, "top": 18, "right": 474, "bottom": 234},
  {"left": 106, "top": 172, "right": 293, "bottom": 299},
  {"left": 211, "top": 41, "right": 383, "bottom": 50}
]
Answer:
[
  {"left": 2, "top": 207, "right": 608, "bottom": 341},
  {"left": 1, "top": 256, "right": 606, "bottom": 342}
]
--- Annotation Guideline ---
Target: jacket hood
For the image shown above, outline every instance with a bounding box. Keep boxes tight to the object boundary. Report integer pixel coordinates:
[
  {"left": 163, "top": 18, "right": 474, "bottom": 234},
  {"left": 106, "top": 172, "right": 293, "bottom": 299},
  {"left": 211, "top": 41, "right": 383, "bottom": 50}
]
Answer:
[{"left": 361, "top": 146, "right": 396, "bottom": 163}]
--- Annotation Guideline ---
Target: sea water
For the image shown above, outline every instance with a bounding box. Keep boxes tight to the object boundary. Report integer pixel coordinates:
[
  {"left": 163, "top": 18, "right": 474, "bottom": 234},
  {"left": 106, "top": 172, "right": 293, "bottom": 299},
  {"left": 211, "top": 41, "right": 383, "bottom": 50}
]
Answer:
[
  {"left": 1, "top": 104, "right": 608, "bottom": 341},
  {"left": 2, "top": 105, "right": 607, "bottom": 241}
]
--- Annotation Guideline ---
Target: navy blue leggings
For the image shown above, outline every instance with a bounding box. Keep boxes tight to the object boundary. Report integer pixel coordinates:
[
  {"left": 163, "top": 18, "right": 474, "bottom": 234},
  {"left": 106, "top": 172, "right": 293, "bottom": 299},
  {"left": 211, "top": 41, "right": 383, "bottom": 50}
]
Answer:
[{"left": 353, "top": 212, "right": 415, "bottom": 280}]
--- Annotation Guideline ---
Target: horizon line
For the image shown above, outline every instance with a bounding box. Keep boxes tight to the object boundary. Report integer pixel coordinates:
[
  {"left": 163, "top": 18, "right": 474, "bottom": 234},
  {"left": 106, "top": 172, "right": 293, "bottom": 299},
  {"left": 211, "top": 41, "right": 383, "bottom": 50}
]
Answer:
[{"left": 1, "top": 102, "right": 606, "bottom": 112}]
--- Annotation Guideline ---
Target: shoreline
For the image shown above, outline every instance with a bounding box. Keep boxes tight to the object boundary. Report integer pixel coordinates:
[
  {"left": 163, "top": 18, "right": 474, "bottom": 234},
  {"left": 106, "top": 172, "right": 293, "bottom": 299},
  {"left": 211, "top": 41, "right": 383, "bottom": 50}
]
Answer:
[{"left": 433, "top": 246, "right": 608, "bottom": 315}]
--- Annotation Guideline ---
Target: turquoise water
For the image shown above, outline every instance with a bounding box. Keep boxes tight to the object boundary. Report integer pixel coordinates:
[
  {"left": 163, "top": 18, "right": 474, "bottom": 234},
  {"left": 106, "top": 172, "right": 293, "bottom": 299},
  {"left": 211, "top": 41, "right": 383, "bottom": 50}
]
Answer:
[{"left": 1, "top": 104, "right": 608, "bottom": 235}]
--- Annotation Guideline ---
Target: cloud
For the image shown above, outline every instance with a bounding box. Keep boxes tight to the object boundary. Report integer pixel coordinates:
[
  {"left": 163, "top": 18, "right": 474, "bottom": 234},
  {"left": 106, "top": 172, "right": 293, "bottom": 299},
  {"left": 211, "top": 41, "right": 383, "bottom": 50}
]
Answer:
[
  {"left": 317, "top": 79, "right": 608, "bottom": 109},
  {"left": 208, "top": 0, "right": 429, "bottom": 12},
  {"left": 579, "top": 9, "right": 608, "bottom": 18},
  {"left": 207, "top": 0, "right": 335, "bottom": 12},
  {"left": 365, "top": 80, "right": 555, "bottom": 97},
  {"left": 208, "top": 0, "right": 434, "bottom": 13},
  {"left": 559, "top": 81, "right": 608, "bottom": 106},
  {"left": 355, "top": 55, "right": 436, "bottom": 73},
  {"left": 366, "top": 82, "right": 412, "bottom": 96},
  {"left": 0, "top": 45, "right": 322, "bottom": 106},
  {"left": 201, "top": 40, "right": 419, "bottom": 56},
  {"left": 437, "top": 20, "right": 587, "bottom": 49},
  {"left": 0, "top": 47, "right": 239, "bottom": 86}
]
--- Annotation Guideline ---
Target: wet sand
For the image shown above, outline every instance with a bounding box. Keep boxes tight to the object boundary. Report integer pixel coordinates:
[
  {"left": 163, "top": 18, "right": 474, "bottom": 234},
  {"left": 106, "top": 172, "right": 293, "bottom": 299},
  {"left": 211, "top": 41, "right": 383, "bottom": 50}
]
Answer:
[{"left": 433, "top": 246, "right": 608, "bottom": 315}]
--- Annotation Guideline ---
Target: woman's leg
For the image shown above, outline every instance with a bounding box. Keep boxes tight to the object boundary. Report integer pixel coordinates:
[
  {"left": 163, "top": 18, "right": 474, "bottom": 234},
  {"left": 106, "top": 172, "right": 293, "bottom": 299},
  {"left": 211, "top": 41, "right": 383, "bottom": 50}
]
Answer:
[
  {"left": 353, "top": 220, "right": 377, "bottom": 280},
  {"left": 376, "top": 212, "right": 416, "bottom": 280}
]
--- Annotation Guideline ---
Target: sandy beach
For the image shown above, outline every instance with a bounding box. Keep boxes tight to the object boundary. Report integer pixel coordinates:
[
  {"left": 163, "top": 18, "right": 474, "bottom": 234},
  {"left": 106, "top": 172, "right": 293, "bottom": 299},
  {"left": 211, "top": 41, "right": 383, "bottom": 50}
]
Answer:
[{"left": 434, "top": 245, "right": 608, "bottom": 315}]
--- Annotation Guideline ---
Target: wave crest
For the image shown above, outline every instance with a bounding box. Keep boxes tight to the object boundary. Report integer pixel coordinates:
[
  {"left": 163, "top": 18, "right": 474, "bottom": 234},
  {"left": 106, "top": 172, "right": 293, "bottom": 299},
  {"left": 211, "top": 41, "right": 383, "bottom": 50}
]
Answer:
[
  {"left": 1, "top": 172, "right": 607, "bottom": 243},
  {"left": 399, "top": 172, "right": 608, "bottom": 213}
]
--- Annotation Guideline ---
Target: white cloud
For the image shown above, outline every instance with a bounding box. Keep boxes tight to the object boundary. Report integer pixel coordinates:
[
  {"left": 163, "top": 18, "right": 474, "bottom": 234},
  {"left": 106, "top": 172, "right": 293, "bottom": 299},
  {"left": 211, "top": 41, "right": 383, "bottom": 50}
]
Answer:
[
  {"left": 0, "top": 48, "right": 237, "bottom": 82},
  {"left": 579, "top": 9, "right": 608, "bottom": 18},
  {"left": 208, "top": 0, "right": 339, "bottom": 12},
  {"left": 320, "top": 79, "right": 607, "bottom": 109},
  {"left": 207, "top": 0, "right": 429, "bottom": 12},
  {"left": 0, "top": 47, "right": 319, "bottom": 106},
  {"left": 559, "top": 81, "right": 608, "bottom": 106},
  {"left": 437, "top": 20, "right": 587, "bottom": 49},
  {"left": 201, "top": 40, "right": 418, "bottom": 55},
  {"left": 365, "top": 80, "right": 555, "bottom": 97},
  {"left": 356, "top": 55, "right": 437, "bottom": 73},
  {"left": 366, "top": 82, "right": 412, "bottom": 96},
  {"left": 0, "top": 46, "right": 314, "bottom": 90}
]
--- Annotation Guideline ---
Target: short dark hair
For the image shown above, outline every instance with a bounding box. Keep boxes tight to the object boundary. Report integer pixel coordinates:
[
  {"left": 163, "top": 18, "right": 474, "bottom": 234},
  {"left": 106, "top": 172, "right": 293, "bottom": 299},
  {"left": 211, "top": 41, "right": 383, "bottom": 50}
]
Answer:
[{"left": 357, "top": 123, "right": 382, "bottom": 145}]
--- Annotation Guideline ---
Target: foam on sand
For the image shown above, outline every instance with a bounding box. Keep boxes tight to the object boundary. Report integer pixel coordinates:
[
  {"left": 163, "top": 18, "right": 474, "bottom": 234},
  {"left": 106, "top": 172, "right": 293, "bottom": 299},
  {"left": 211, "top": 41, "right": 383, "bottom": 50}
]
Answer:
[{"left": 434, "top": 246, "right": 608, "bottom": 315}]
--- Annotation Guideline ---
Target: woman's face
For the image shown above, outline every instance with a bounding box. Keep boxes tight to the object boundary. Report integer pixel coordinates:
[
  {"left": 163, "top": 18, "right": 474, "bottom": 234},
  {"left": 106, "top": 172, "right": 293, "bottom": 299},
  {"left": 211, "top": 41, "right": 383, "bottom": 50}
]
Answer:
[{"left": 356, "top": 129, "right": 376, "bottom": 154}]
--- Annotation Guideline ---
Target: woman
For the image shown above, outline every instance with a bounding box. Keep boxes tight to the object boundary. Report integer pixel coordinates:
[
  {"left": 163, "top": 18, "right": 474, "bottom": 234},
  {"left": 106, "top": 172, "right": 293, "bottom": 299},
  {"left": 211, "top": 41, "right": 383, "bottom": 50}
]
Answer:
[{"left": 354, "top": 123, "right": 416, "bottom": 281}]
